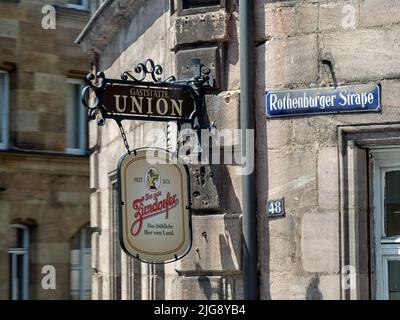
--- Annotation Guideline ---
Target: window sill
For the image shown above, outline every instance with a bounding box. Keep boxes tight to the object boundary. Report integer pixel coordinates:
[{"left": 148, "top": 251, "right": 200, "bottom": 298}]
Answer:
[
  {"left": 54, "top": 5, "right": 90, "bottom": 21},
  {"left": 65, "top": 148, "right": 89, "bottom": 156},
  {"left": 0, "top": 148, "right": 89, "bottom": 159}
]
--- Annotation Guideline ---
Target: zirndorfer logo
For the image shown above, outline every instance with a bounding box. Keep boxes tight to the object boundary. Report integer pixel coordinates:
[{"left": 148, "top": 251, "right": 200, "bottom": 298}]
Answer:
[{"left": 145, "top": 167, "right": 160, "bottom": 192}]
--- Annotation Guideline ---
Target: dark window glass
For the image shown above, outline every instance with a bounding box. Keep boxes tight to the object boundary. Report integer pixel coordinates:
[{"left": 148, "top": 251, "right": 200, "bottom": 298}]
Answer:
[
  {"left": 182, "top": 0, "right": 220, "bottom": 9},
  {"left": 70, "top": 224, "right": 91, "bottom": 300},
  {"left": 384, "top": 171, "right": 400, "bottom": 237},
  {"left": 389, "top": 260, "right": 400, "bottom": 300}
]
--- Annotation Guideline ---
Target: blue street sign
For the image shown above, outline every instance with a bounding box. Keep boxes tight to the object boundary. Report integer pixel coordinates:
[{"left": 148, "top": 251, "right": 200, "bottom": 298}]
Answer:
[{"left": 266, "top": 84, "right": 381, "bottom": 118}]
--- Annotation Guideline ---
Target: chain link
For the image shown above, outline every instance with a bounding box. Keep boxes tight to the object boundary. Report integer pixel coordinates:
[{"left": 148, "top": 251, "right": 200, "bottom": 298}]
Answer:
[{"left": 115, "top": 120, "right": 132, "bottom": 154}]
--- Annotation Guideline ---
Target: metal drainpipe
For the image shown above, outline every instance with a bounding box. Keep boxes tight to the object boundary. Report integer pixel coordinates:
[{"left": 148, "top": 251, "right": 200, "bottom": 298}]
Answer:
[{"left": 239, "top": 0, "right": 258, "bottom": 300}]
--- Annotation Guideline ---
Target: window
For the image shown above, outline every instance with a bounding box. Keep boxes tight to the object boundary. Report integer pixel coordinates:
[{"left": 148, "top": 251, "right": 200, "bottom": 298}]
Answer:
[
  {"left": 182, "top": 0, "right": 220, "bottom": 9},
  {"left": 110, "top": 181, "right": 121, "bottom": 299},
  {"left": 66, "top": 79, "right": 87, "bottom": 155},
  {"left": 372, "top": 149, "right": 400, "bottom": 300},
  {"left": 70, "top": 224, "right": 91, "bottom": 300},
  {"left": 0, "top": 71, "right": 9, "bottom": 150},
  {"left": 8, "top": 225, "right": 29, "bottom": 300},
  {"left": 66, "top": 0, "right": 89, "bottom": 10}
]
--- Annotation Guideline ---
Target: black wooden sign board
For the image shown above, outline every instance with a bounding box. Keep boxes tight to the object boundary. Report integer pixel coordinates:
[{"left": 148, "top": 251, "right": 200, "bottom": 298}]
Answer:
[
  {"left": 100, "top": 83, "right": 196, "bottom": 121},
  {"left": 80, "top": 59, "right": 211, "bottom": 126}
]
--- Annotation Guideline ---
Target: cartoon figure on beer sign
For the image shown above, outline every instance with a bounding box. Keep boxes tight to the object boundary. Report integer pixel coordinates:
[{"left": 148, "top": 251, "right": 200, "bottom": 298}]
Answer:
[{"left": 117, "top": 148, "right": 192, "bottom": 263}]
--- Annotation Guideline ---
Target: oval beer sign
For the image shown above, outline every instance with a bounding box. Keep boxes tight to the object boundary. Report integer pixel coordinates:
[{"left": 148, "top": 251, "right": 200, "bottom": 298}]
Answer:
[{"left": 117, "top": 148, "right": 192, "bottom": 263}]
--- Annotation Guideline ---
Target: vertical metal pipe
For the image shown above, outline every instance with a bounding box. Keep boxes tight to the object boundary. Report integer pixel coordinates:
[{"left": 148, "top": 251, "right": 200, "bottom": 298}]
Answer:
[{"left": 239, "top": 0, "right": 258, "bottom": 300}]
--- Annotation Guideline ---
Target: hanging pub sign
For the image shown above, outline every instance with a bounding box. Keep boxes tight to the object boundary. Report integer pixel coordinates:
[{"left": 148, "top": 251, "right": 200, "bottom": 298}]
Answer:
[
  {"left": 80, "top": 59, "right": 211, "bottom": 125},
  {"left": 266, "top": 83, "right": 381, "bottom": 118},
  {"left": 82, "top": 59, "right": 213, "bottom": 263},
  {"left": 117, "top": 148, "right": 192, "bottom": 263},
  {"left": 100, "top": 83, "right": 195, "bottom": 120}
]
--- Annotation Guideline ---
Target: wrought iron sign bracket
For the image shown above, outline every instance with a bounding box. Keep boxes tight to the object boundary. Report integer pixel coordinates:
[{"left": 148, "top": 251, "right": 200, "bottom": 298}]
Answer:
[{"left": 81, "top": 59, "right": 214, "bottom": 128}]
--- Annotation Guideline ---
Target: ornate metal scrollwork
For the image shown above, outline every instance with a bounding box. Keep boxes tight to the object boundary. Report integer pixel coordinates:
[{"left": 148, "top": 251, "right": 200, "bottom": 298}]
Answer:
[
  {"left": 81, "top": 59, "right": 214, "bottom": 127},
  {"left": 121, "top": 59, "right": 166, "bottom": 82},
  {"left": 81, "top": 71, "right": 109, "bottom": 126}
]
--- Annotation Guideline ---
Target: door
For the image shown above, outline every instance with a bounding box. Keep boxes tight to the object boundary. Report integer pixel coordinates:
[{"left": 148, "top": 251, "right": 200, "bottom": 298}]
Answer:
[{"left": 372, "top": 149, "right": 400, "bottom": 300}]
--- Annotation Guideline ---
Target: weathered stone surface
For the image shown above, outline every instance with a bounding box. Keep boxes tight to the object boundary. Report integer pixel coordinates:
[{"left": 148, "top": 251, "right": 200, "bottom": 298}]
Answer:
[
  {"left": 381, "top": 80, "right": 400, "bottom": 107},
  {"left": 268, "top": 273, "right": 310, "bottom": 299},
  {"left": 259, "top": 34, "right": 319, "bottom": 88},
  {"left": 92, "top": 273, "right": 103, "bottom": 300},
  {"left": 0, "top": 151, "right": 89, "bottom": 299},
  {"left": 226, "top": 10, "right": 240, "bottom": 90},
  {"left": 222, "top": 165, "right": 242, "bottom": 213},
  {"left": 173, "top": 11, "right": 228, "bottom": 47},
  {"left": 361, "top": 0, "right": 400, "bottom": 27},
  {"left": 175, "top": 46, "right": 222, "bottom": 90},
  {"left": 265, "top": 119, "right": 292, "bottom": 150},
  {"left": 318, "top": 147, "right": 339, "bottom": 210},
  {"left": 30, "top": 242, "right": 70, "bottom": 264},
  {"left": 0, "top": 36, "right": 17, "bottom": 63},
  {"left": 0, "top": 18, "right": 18, "bottom": 38},
  {"left": 17, "top": 110, "right": 39, "bottom": 133},
  {"left": 319, "top": 0, "right": 359, "bottom": 31},
  {"left": 34, "top": 73, "right": 65, "bottom": 93},
  {"left": 170, "top": 276, "right": 235, "bottom": 300},
  {"left": 31, "top": 263, "right": 70, "bottom": 300},
  {"left": 319, "top": 275, "right": 341, "bottom": 300},
  {"left": 175, "top": 214, "right": 241, "bottom": 272},
  {"left": 301, "top": 211, "right": 340, "bottom": 273},
  {"left": 266, "top": 214, "right": 301, "bottom": 273},
  {"left": 320, "top": 27, "right": 400, "bottom": 82},
  {"left": 90, "top": 190, "right": 100, "bottom": 228},
  {"left": 57, "top": 191, "right": 90, "bottom": 205},
  {"left": 267, "top": 149, "right": 317, "bottom": 208},
  {"left": 255, "top": 1, "right": 318, "bottom": 41},
  {"left": 190, "top": 165, "right": 222, "bottom": 211},
  {"left": 204, "top": 91, "right": 240, "bottom": 132}
]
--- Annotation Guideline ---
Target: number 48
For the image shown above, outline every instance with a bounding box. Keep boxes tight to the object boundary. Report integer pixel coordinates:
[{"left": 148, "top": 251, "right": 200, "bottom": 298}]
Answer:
[{"left": 267, "top": 199, "right": 284, "bottom": 216}]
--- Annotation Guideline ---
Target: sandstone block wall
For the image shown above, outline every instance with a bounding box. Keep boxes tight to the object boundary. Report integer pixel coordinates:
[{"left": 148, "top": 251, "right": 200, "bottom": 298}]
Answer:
[
  {"left": 256, "top": 0, "right": 400, "bottom": 299},
  {"left": 0, "top": 0, "right": 90, "bottom": 300},
  {"left": 80, "top": 0, "right": 243, "bottom": 300}
]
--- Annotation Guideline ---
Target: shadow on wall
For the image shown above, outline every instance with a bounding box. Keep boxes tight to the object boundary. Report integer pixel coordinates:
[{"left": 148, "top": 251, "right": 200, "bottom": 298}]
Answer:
[
  {"left": 100, "top": 1, "right": 166, "bottom": 71},
  {"left": 198, "top": 275, "right": 235, "bottom": 300},
  {"left": 306, "top": 275, "right": 323, "bottom": 300},
  {"left": 219, "top": 233, "right": 237, "bottom": 271}
]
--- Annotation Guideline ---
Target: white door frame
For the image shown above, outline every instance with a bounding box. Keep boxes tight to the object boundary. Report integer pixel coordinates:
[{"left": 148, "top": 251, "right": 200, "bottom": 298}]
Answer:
[{"left": 371, "top": 148, "right": 400, "bottom": 300}]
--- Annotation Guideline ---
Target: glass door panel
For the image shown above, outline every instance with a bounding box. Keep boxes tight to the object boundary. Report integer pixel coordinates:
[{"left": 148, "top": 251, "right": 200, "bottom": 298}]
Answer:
[
  {"left": 388, "top": 260, "right": 400, "bottom": 300},
  {"left": 385, "top": 170, "right": 400, "bottom": 237}
]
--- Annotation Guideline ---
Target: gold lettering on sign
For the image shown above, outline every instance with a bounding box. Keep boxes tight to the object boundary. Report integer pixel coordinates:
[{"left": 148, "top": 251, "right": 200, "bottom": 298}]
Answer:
[
  {"left": 171, "top": 99, "right": 183, "bottom": 116},
  {"left": 114, "top": 95, "right": 128, "bottom": 112},
  {"left": 156, "top": 98, "right": 169, "bottom": 115},
  {"left": 131, "top": 96, "right": 143, "bottom": 113},
  {"left": 109, "top": 86, "right": 190, "bottom": 117},
  {"left": 147, "top": 97, "right": 154, "bottom": 114}
]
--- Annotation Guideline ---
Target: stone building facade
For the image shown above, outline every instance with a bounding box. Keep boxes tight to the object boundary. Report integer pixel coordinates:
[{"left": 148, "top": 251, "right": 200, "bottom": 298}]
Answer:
[
  {"left": 78, "top": 0, "right": 400, "bottom": 300},
  {"left": 0, "top": 0, "right": 91, "bottom": 299}
]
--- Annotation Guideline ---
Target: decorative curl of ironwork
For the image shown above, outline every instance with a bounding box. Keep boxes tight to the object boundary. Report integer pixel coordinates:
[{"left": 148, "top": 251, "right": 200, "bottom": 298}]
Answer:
[
  {"left": 121, "top": 59, "right": 166, "bottom": 82},
  {"left": 81, "top": 72, "right": 107, "bottom": 126},
  {"left": 188, "top": 64, "right": 212, "bottom": 88},
  {"left": 81, "top": 59, "right": 215, "bottom": 129}
]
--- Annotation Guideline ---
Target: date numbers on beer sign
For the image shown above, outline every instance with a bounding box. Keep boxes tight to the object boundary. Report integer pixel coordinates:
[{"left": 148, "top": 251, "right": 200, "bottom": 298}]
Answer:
[{"left": 266, "top": 198, "right": 285, "bottom": 217}]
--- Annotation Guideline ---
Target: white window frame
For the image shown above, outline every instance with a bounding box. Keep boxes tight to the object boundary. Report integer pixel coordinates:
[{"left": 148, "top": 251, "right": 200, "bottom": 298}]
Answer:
[
  {"left": 65, "top": 79, "right": 87, "bottom": 155},
  {"left": 371, "top": 148, "right": 400, "bottom": 300},
  {"left": 110, "top": 178, "right": 122, "bottom": 300},
  {"left": 66, "top": 0, "right": 89, "bottom": 11},
  {"left": 0, "top": 70, "right": 9, "bottom": 150},
  {"left": 70, "top": 225, "right": 91, "bottom": 300},
  {"left": 8, "top": 224, "right": 30, "bottom": 300}
]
